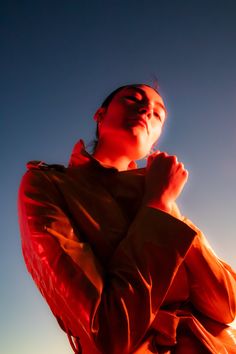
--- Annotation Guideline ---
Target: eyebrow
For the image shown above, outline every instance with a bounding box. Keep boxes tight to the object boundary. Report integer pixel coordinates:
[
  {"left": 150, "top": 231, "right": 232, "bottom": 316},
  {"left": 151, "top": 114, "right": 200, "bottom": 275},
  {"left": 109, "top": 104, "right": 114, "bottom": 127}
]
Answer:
[{"left": 124, "top": 86, "right": 167, "bottom": 115}]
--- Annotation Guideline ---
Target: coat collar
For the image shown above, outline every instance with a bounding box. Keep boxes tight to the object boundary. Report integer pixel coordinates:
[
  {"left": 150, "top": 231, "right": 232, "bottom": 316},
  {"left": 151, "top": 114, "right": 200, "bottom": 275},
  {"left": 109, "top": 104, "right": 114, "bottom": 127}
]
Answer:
[{"left": 68, "top": 139, "right": 137, "bottom": 170}]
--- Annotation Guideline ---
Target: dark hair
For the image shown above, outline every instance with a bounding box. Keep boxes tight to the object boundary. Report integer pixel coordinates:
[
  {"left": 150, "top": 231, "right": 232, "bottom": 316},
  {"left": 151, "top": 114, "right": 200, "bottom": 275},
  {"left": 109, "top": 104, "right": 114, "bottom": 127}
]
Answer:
[{"left": 91, "top": 83, "right": 161, "bottom": 152}]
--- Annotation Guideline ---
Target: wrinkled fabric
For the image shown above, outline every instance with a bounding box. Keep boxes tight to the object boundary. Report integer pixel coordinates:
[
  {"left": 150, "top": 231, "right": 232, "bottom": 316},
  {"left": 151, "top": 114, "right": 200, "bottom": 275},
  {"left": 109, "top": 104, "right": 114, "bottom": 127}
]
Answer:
[{"left": 18, "top": 140, "right": 236, "bottom": 353}]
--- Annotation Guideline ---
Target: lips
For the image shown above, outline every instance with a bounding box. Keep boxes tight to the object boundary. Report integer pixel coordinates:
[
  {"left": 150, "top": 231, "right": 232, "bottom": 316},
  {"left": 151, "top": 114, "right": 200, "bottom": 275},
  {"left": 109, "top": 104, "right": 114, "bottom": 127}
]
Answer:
[{"left": 127, "top": 117, "right": 148, "bottom": 130}]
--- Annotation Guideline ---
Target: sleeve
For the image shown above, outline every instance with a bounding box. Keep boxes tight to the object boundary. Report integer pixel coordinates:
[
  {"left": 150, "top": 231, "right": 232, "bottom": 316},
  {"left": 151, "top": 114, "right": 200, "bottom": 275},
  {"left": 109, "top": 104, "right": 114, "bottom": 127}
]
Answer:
[
  {"left": 183, "top": 217, "right": 236, "bottom": 324},
  {"left": 18, "top": 170, "right": 197, "bottom": 354}
]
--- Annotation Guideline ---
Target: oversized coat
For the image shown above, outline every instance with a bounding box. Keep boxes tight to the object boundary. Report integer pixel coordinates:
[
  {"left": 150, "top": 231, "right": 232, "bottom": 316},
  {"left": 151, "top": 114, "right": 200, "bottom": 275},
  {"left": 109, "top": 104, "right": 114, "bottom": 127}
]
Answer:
[{"left": 18, "top": 140, "right": 236, "bottom": 354}]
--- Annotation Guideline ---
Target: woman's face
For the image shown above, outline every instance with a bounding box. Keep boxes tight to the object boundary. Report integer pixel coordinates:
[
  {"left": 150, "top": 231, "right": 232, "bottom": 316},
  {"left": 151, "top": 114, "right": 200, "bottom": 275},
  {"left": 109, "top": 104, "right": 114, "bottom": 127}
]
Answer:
[{"left": 95, "top": 85, "right": 167, "bottom": 160}]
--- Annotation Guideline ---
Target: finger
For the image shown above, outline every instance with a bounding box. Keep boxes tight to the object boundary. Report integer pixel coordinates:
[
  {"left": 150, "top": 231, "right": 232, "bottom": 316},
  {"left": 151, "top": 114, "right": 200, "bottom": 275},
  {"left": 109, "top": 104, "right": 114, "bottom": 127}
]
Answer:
[
  {"left": 146, "top": 154, "right": 155, "bottom": 168},
  {"left": 178, "top": 162, "right": 185, "bottom": 169},
  {"left": 182, "top": 169, "right": 189, "bottom": 181},
  {"left": 148, "top": 150, "right": 161, "bottom": 158},
  {"left": 163, "top": 154, "right": 178, "bottom": 166},
  {"left": 172, "top": 155, "right": 178, "bottom": 163},
  {"left": 147, "top": 151, "right": 163, "bottom": 166},
  {"left": 155, "top": 151, "right": 167, "bottom": 159}
]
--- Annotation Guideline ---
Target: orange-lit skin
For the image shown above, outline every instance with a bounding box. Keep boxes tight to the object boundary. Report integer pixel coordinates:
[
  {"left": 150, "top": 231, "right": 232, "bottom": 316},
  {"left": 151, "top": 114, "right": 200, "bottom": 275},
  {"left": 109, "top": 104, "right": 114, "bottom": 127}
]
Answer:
[
  {"left": 93, "top": 85, "right": 166, "bottom": 165},
  {"left": 93, "top": 85, "right": 188, "bottom": 214},
  {"left": 18, "top": 84, "right": 236, "bottom": 354}
]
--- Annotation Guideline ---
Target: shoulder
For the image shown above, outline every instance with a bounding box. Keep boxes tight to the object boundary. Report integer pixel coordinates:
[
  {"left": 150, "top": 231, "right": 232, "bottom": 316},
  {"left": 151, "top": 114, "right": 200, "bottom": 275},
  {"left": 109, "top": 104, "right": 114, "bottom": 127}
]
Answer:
[
  {"left": 19, "top": 160, "right": 67, "bottom": 196},
  {"left": 26, "top": 160, "right": 66, "bottom": 172}
]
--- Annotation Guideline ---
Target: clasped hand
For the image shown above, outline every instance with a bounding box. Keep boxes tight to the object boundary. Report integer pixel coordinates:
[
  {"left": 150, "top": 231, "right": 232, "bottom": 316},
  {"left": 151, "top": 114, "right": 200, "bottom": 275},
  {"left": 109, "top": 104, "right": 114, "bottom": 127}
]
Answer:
[{"left": 144, "top": 152, "right": 188, "bottom": 213}]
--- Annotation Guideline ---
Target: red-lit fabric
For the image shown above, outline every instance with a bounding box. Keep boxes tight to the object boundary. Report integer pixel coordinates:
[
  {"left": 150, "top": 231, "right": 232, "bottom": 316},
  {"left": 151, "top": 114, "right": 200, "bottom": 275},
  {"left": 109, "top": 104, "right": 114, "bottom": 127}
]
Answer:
[{"left": 18, "top": 140, "right": 236, "bottom": 353}]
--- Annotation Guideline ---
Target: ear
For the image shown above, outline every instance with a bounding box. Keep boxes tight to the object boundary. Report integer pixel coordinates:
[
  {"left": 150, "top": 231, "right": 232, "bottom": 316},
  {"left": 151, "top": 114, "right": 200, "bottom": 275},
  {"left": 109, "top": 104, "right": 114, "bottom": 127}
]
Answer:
[{"left": 94, "top": 107, "right": 106, "bottom": 122}]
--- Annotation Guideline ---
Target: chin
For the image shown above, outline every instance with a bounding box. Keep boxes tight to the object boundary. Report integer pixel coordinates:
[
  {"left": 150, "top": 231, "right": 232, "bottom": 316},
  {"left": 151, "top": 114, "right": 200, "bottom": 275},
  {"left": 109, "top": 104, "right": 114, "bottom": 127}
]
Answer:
[{"left": 115, "top": 130, "right": 152, "bottom": 160}]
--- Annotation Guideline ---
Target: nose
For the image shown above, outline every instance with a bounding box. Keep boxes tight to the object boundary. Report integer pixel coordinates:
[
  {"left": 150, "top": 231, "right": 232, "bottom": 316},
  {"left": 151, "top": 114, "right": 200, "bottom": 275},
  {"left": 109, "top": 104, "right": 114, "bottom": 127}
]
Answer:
[{"left": 138, "top": 105, "right": 153, "bottom": 119}]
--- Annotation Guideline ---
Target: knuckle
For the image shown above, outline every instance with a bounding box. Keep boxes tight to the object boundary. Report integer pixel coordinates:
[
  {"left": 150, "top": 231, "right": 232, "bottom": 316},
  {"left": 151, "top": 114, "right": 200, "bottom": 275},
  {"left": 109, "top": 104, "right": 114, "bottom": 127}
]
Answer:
[
  {"left": 168, "top": 156, "right": 177, "bottom": 166},
  {"left": 158, "top": 153, "right": 165, "bottom": 159},
  {"left": 169, "top": 155, "right": 177, "bottom": 162}
]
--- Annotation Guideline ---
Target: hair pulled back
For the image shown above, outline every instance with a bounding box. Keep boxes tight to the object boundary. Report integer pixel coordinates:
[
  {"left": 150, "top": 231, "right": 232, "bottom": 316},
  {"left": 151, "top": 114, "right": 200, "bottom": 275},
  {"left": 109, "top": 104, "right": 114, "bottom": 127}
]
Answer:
[{"left": 91, "top": 83, "right": 160, "bottom": 153}]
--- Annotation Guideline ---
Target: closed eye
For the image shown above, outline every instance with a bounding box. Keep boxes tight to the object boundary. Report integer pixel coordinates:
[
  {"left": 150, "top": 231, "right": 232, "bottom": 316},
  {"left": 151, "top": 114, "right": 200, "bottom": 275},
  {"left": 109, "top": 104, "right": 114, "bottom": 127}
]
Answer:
[
  {"left": 125, "top": 95, "right": 140, "bottom": 102},
  {"left": 154, "top": 111, "right": 162, "bottom": 120}
]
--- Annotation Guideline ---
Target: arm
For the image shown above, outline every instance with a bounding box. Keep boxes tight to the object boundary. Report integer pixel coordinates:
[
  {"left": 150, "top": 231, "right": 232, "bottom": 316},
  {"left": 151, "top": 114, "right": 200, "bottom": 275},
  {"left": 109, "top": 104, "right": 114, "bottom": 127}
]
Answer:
[
  {"left": 183, "top": 217, "right": 236, "bottom": 324},
  {"left": 144, "top": 151, "right": 236, "bottom": 325},
  {"left": 18, "top": 169, "right": 196, "bottom": 354}
]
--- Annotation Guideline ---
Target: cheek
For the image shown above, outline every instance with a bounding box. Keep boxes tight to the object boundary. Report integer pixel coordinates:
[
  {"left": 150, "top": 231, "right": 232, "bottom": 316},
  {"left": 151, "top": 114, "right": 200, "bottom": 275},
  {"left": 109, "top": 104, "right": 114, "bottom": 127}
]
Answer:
[{"left": 104, "top": 106, "right": 124, "bottom": 126}]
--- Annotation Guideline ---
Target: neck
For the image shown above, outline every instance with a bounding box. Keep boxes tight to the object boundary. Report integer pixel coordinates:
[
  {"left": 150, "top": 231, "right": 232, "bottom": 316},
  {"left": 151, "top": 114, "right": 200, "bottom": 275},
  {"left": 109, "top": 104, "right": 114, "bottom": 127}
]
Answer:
[{"left": 92, "top": 140, "right": 133, "bottom": 171}]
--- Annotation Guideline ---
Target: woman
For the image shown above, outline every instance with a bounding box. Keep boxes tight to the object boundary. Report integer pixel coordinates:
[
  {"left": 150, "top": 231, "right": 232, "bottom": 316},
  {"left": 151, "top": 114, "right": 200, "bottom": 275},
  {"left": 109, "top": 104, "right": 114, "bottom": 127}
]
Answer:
[{"left": 18, "top": 84, "right": 236, "bottom": 353}]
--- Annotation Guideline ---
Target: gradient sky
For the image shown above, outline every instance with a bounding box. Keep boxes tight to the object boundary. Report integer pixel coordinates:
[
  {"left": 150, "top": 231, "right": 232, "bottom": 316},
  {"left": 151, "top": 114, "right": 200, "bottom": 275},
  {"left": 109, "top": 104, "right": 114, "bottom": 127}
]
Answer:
[{"left": 1, "top": 1, "right": 236, "bottom": 353}]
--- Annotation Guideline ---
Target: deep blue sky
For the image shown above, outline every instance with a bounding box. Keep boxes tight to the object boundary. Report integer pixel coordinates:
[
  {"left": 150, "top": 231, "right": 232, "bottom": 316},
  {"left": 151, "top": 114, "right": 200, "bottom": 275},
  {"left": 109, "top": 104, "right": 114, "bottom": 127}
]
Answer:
[{"left": 1, "top": 1, "right": 236, "bottom": 353}]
